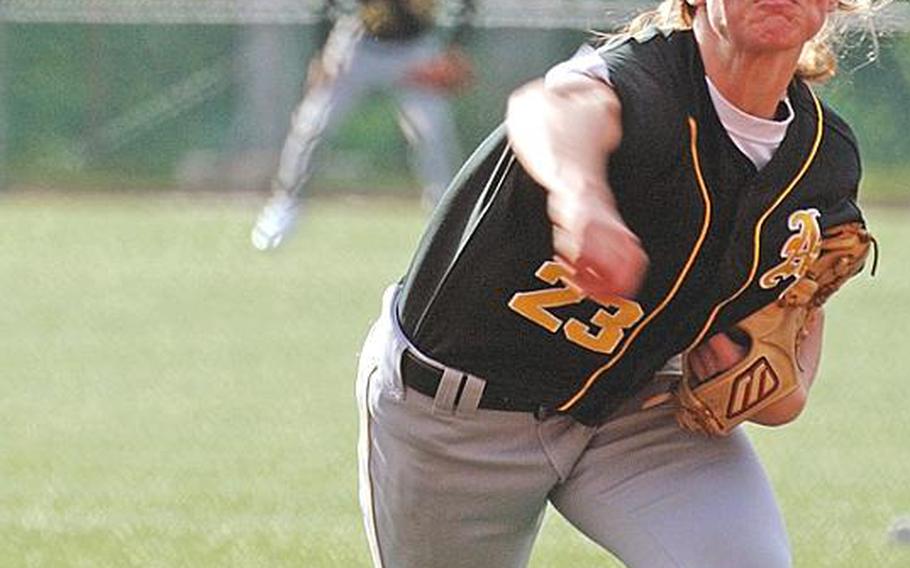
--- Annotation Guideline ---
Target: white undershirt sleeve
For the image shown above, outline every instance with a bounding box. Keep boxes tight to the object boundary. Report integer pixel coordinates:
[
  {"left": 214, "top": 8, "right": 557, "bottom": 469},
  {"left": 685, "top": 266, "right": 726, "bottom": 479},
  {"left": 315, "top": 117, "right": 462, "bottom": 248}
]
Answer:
[{"left": 544, "top": 44, "right": 612, "bottom": 87}]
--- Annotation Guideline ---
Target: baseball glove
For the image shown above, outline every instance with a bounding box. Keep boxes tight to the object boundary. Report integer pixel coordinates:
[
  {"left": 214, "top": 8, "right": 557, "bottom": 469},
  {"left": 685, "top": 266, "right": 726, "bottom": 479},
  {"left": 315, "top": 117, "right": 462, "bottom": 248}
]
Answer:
[
  {"left": 405, "top": 49, "right": 474, "bottom": 93},
  {"left": 673, "top": 222, "right": 875, "bottom": 437}
]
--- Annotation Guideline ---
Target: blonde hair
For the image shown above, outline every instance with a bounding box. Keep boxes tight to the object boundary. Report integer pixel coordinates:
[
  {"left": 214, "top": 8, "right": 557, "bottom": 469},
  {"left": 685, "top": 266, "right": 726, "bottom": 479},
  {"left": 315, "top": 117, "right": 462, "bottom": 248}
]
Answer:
[{"left": 617, "top": 0, "right": 879, "bottom": 83}]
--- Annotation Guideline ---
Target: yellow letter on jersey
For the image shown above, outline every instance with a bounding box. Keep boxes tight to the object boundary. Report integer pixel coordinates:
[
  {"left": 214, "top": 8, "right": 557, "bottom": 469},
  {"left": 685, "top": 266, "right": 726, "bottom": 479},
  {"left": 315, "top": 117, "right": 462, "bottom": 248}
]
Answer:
[{"left": 760, "top": 208, "right": 822, "bottom": 290}]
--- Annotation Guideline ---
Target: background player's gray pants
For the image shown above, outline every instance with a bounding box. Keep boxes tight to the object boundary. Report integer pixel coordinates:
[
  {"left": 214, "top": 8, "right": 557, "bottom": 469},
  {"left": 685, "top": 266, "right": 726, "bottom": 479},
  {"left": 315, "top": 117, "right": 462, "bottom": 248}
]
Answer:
[
  {"left": 274, "top": 21, "right": 460, "bottom": 205},
  {"left": 356, "top": 286, "right": 792, "bottom": 568}
]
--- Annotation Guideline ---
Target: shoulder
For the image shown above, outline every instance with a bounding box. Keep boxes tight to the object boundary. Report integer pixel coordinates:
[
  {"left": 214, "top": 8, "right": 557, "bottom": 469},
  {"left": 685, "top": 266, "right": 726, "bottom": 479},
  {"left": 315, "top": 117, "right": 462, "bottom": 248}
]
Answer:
[
  {"left": 598, "top": 28, "right": 695, "bottom": 168},
  {"left": 593, "top": 27, "right": 697, "bottom": 129},
  {"left": 597, "top": 25, "right": 679, "bottom": 55},
  {"left": 595, "top": 27, "right": 695, "bottom": 80},
  {"left": 545, "top": 27, "right": 696, "bottom": 94},
  {"left": 791, "top": 81, "right": 863, "bottom": 204},
  {"left": 819, "top": 101, "right": 863, "bottom": 202},
  {"left": 792, "top": 81, "right": 860, "bottom": 158},
  {"left": 821, "top": 102, "right": 860, "bottom": 158}
]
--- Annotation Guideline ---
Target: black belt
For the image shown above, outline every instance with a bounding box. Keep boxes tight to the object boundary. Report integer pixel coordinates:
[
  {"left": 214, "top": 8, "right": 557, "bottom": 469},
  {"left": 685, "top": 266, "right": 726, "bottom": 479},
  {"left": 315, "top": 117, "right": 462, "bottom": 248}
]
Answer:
[{"left": 400, "top": 350, "right": 547, "bottom": 414}]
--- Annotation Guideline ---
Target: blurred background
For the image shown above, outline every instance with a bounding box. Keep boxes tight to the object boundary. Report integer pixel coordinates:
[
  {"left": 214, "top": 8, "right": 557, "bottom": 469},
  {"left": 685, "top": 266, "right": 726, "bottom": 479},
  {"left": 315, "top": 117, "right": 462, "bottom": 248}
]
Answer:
[
  {"left": 0, "top": 0, "right": 603, "bottom": 196},
  {"left": 1, "top": 2, "right": 908, "bottom": 567},
  {"left": 0, "top": 0, "right": 907, "bottom": 200}
]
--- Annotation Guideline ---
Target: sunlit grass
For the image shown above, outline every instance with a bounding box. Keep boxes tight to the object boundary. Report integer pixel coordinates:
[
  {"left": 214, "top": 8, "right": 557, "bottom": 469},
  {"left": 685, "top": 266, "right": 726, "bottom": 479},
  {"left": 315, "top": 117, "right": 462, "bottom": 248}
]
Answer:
[{"left": 0, "top": 193, "right": 907, "bottom": 567}]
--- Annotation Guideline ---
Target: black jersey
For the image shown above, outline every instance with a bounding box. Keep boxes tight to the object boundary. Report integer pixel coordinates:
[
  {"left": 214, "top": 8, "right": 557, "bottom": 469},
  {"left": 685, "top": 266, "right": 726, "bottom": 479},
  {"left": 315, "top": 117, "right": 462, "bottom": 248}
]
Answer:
[{"left": 397, "top": 28, "right": 865, "bottom": 426}]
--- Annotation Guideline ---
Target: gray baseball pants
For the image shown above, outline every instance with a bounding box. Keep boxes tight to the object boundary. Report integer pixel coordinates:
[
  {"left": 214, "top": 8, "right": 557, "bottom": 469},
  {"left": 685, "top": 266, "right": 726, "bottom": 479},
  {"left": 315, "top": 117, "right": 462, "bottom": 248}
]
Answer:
[
  {"left": 274, "top": 20, "right": 460, "bottom": 205},
  {"left": 356, "top": 286, "right": 791, "bottom": 567}
]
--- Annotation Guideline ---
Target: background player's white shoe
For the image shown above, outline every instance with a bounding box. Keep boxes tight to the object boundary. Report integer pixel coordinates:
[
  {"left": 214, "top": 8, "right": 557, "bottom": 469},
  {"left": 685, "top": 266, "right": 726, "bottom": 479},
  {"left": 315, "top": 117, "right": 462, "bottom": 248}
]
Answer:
[{"left": 251, "top": 193, "right": 301, "bottom": 251}]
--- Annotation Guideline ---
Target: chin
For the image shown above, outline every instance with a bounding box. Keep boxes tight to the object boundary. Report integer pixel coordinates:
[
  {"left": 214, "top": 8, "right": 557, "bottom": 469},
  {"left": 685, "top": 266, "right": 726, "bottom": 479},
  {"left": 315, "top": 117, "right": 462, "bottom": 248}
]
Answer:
[
  {"left": 741, "top": 17, "right": 817, "bottom": 52},
  {"left": 744, "top": 31, "right": 808, "bottom": 54}
]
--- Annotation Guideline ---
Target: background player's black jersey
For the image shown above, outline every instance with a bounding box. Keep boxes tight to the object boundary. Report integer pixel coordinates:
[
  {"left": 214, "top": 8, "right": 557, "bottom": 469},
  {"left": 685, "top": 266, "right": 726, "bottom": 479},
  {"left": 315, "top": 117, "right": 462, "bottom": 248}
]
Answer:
[
  {"left": 397, "top": 28, "right": 865, "bottom": 426},
  {"left": 324, "top": 0, "right": 474, "bottom": 42}
]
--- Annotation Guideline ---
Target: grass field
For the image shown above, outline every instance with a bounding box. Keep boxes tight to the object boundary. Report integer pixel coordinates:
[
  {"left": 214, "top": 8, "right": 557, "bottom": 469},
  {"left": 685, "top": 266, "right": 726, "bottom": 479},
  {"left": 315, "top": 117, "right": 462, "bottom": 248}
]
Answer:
[{"left": 1, "top": 192, "right": 908, "bottom": 567}]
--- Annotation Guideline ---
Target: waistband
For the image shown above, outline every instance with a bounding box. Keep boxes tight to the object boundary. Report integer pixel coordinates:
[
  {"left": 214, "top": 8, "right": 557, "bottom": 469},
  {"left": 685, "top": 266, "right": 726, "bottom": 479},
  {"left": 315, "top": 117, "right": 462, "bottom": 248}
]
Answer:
[
  {"left": 384, "top": 284, "right": 680, "bottom": 421},
  {"left": 400, "top": 349, "right": 549, "bottom": 415}
]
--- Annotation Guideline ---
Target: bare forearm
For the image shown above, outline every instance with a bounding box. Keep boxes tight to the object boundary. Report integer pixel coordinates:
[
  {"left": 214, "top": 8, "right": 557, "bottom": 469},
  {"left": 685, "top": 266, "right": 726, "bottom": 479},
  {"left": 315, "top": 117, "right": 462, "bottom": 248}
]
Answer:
[
  {"left": 505, "top": 77, "right": 622, "bottom": 201},
  {"left": 505, "top": 76, "right": 624, "bottom": 245},
  {"left": 503, "top": 76, "right": 647, "bottom": 299}
]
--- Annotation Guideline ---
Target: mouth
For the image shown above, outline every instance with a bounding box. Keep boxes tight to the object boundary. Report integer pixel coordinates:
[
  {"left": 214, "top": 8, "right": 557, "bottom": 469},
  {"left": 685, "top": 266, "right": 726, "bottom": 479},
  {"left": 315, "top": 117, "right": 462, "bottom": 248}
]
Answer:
[{"left": 753, "top": 0, "right": 799, "bottom": 9}]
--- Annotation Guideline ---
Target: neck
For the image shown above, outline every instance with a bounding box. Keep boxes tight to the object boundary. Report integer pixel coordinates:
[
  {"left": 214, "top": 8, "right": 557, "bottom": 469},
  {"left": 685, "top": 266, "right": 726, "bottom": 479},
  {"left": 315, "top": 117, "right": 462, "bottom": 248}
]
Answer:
[{"left": 693, "top": 15, "right": 801, "bottom": 119}]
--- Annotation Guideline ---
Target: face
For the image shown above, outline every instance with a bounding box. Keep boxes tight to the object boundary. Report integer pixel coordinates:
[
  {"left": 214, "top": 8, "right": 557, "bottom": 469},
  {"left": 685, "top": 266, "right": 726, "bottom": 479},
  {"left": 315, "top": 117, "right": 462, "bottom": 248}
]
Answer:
[{"left": 693, "top": 0, "right": 835, "bottom": 54}]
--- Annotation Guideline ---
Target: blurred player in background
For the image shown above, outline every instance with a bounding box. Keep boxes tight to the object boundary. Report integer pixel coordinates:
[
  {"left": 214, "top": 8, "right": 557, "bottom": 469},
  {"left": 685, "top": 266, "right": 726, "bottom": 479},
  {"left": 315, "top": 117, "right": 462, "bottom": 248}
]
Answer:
[{"left": 251, "top": 0, "right": 474, "bottom": 250}]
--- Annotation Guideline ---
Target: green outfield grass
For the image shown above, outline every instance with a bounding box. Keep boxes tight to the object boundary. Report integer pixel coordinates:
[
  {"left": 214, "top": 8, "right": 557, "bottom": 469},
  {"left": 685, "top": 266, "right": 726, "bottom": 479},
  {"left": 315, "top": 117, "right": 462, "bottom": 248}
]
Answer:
[{"left": 0, "top": 192, "right": 907, "bottom": 567}]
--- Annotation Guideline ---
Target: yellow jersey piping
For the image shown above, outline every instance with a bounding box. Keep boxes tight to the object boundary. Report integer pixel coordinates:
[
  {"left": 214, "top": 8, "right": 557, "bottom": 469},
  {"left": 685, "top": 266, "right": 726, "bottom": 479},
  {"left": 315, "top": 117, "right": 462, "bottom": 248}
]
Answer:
[
  {"left": 680, "top": 89, "right": 825, "bottom": 355},
  {"left": 557, "top": 116, "right": 713, "bottom": 411}
]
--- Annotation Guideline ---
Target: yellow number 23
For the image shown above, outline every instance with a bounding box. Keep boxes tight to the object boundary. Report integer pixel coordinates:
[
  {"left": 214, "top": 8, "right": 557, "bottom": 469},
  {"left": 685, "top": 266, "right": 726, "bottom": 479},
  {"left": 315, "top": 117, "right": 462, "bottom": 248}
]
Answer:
[{"left": 507, "top": 261, "right": 644, "bottom": 355}]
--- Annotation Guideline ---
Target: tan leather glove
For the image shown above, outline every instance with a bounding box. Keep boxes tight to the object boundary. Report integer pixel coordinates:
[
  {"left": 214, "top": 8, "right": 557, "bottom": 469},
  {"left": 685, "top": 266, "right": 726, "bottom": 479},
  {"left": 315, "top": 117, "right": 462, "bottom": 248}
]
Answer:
[{"left": 674, "top": 222, "right": 875, "bottom": 436}]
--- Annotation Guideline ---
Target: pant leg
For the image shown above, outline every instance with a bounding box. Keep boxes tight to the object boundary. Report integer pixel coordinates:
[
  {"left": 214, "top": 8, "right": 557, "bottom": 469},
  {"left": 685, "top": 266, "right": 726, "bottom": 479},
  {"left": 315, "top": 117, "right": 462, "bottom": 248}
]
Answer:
[
  {"left": 393, "top": 85, "right": 460, "bottom": 207},
  {"left": 365, "top": 35, "right": 462, "bottom": 207},
  {"left": 273, "top": 32, "right": 372, "bottom": 197},
  {"left": 548, "top": 408, "right": 791, "bottom": 568},
  {"left": 355, "top": 287, "right": 557, "bottom": 568}
]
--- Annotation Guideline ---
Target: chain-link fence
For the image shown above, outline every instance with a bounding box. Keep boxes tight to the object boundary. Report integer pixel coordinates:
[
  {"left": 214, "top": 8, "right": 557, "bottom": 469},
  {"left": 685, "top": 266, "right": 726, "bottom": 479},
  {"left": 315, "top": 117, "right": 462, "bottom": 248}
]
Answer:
[
  {"left": 2, "top": 0, "right": 908, "bottom": 28},
  {"left": 0, "top": 0, "right": 636, "bottom": 27}
]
